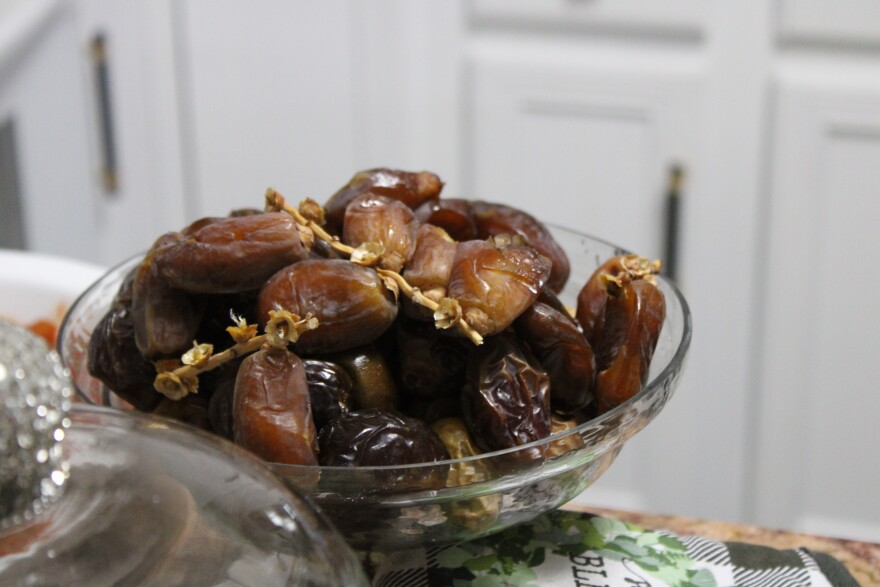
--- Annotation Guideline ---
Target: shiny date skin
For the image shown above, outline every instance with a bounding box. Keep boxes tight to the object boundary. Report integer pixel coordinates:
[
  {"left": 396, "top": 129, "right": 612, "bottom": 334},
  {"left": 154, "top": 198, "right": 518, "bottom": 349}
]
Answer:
[
  {"left": 303, "top": 358, "right": 354, "bottom": 431},
  {"left": 87, "top": 268, "right": 162, "bottom": 411},
  {"left": 394, "top": 317, "right": 468, "bottom": 399},
  {"left": 414, "top": 198, "right": 477, "bottom": 241},
  {"left": 343, "top": 194, "right": 418, "bottom": 273},
  {"left": 447, "top": 235, "right": 551, "bottom": 337},
  {"left": 323, "top": 345, "right": 398, "bottom": 412},
  {"left": 472, "top": 201, "right": 570, "bottom": 293},
  {"left": 593, "top": 278, "right": 666, "bottom": 413},
  {"left": 461, "top": 334, "right": 551, "bottom": 461},
  {"left": 576, "top": 254, "right": 660, "bottom": 345},
  {"left": 318, "top": 408, "right": 450, "bottom": 491},
  {"left": 324, "top": 168, "right": 443, "bottom": 235},
  {"left": 515, "top": 300, "right": 596, "bottom": 414},
  {"left": 152, "top": 212, "right": 311, "bottom": 294},
  {"left": 257, "top": 259, "right": 398, "bottom": 355},
  {"left": 233, "top": 348, "right": 319, "bottom": 466},
  {"left": 130, "top": 255, "right": 204, "bottom": 360},
  {"left": 402, "top": 224, "right": 459, "bottom": 307}
]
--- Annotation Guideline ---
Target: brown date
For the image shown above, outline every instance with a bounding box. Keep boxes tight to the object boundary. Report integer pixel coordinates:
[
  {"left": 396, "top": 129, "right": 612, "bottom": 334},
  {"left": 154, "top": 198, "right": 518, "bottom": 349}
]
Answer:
[
  {"left": 472, "top": 201, "right": 570, "bottom": 293},
  {"left": 257, "top": 259, "right": 398, "bottom": 355},
  {"left": 207, "top": 375, "right": 235, "bottom": 440},
  {"left": 514, "top": 300, "right": 595, "bottom": 414},
  {"left": 461, "top": 334, "right": 551, "bottom": 461},
  {"left": 152, "top": 212, "right": 311, "bottom": 294},
  {"left": 593, "top": 278, "right": 666, "bottom": 413},
  {"left": 87, "top": 269, "right": 161, "bottom": 411},
  {"left": 303, "top": 358, "right": 354, "bottom": 431},
  {"left": 447, "top": 235, "right": 551, "bottom": 336},
  {"left": 576, "top": 254, "right": 660, "bottom": 346},
  {"left": 545, "top": 415, "right": 586, "bottom": 459},
  {"left": 130, "top": 255, "right": 203, "bottom": 360},
  {"left": 324, "top": 345, "right": 398, "bottom": 412},
  {"left": 324, "top": 168, "right": 443, "bottom": 235},
  {"left": 413, "top": 198, "right": 477, "bottom": 241},
  {"left": 153, "top": 393, "right": 211, "bottom": 432},
  {"left": 233, "top": 348, "right": 319, "bottom": 466},
  {"left": 402, "top": 224, "right": 459, "bottom": 308},
  {"left": 342, "top": 194, "right": 418, "bottom": 273}
]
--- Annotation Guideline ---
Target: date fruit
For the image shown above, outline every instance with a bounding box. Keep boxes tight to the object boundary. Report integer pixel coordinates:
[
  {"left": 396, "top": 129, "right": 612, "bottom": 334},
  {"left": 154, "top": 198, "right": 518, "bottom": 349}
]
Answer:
[
  {"left": 152, "top": 212, "right": 311, "bottom": 294},
  {"left": 447, "top": 235, "right": 551, "bottom": 336},
  {"left": 233, "top": 348, "right": 319, "bottom": 466},
  {"left": 257, "top": 259, "right": 398, "bottom": 355},
  {"left": 343, "top": 194, "right": 418, "bottom": 273}
]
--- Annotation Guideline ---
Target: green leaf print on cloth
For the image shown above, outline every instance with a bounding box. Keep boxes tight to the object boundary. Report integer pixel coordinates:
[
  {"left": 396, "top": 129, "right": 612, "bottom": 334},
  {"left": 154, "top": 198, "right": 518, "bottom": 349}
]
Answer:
[{"left": 372, "top": 510, "right": 860, "bottom": 587}]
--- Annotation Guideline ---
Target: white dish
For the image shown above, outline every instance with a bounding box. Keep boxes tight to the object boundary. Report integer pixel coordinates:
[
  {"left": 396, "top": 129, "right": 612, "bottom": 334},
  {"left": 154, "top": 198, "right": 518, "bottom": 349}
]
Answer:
[{"left": 0, "top": 249, "right": 105, "bottom": 327}]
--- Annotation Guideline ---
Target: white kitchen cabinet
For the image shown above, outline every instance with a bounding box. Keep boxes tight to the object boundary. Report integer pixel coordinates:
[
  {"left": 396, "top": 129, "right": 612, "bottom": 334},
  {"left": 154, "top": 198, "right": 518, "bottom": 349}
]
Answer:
[
  {"left": 754, "top": 65, "right": 880, "bottom": 542},
  {"left": 0, "top": 1, "right": 97, "bottom": 260},
  {"left": 778, "top": 0, "right": 880, "bottom": 48}
]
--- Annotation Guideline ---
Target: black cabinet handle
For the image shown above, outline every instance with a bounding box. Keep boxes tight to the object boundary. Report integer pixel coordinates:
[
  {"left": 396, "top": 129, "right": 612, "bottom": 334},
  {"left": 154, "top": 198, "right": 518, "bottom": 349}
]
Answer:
[
  {"left": 90, "top": 32, "right": 118, "bottom": 193},
  {"left": 663, "top": 163, "right": 684, "bottom": 282}
]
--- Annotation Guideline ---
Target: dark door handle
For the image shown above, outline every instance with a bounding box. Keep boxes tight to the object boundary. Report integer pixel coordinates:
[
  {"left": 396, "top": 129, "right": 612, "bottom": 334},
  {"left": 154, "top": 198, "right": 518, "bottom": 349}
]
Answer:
[{"left": 90, "top": 32, "right": 118, "bottom": 194}]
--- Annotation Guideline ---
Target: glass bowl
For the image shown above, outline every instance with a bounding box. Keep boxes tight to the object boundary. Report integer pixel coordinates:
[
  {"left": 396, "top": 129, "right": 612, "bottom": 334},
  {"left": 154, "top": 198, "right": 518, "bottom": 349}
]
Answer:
[{"left": 58, "top": 226, "right": 691, "bottom": 552}]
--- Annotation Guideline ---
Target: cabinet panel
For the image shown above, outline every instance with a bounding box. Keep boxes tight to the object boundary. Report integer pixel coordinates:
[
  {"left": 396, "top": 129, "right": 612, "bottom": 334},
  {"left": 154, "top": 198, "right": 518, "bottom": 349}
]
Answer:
[
  {"left": 778, "top": 0, "right": 880, "bottom": 47},
  {"left": 467, "top": 48, "right": 713, "bottom": 515},
  {"left": 755, "top": 73, "right": 880, "bottom": 542},
  {"left": 471, "top": 0, "right": 705, "bottom": 39},
  {"left": 176, "top": 0, "right": 360, "bottom": 218}
]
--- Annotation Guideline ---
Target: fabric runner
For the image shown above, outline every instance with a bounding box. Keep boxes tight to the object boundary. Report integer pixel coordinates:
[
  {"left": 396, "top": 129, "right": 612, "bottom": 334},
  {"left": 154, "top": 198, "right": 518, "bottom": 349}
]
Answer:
[{"left": 371, "top": 510, "right": 860, "bottom": 587}]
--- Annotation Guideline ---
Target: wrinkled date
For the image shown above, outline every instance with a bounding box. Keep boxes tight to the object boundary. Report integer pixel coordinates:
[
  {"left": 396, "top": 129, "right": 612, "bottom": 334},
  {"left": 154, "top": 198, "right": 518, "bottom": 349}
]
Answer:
[
  {"left": 303, "top": 359, "right": 354, "bottom": 431},
  {"left": 414, "top": 198, "right": 477, "bottom": 241},
  {"left": 515, "top": 300, "right": 595, "bottom": 414},
  {"left": 593, "top": 279, "right": 666, "bottom": 413},
  {"left": 319, "top": 409, "right": 450, "bottom": 490},
  {"left": 461, "top": 334, "right": 551, "bottom": 462},
  {"left": 343, "top": 194, "right": 418, "bottom": 273},
  {"left": 152, "top": 212, "right": 311, "bottom": 294},
  {"left": 472, "top": 201, "right": 571, "bottom": 293},
  {"left": 233, "top": 348, "right": 318, "bottom": 466},
  {"left": 402, "top": 224, "right": 459, "bottom": 307},
  {"left": 447, "top": 235, "right": 551, "bottom": 337},
  {"left": 325, "top": 168, "right": 443, "bottom": 235},
  {"left": 257, "top": 259, "right": 398, "bottom": 355}
]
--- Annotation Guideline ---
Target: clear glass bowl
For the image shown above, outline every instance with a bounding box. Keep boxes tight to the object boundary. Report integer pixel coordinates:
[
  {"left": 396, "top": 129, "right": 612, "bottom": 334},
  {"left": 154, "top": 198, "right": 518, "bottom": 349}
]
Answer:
[{"left": 58, "top": 226, "right": 691, "bottom": 551}]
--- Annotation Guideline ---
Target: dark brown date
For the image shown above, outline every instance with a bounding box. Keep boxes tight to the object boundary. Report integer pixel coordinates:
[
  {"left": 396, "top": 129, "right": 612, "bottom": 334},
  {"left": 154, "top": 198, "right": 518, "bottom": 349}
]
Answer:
[
  {"left": 447, "top": 235, "right": 551, "bottom": 336},
  {"left": 593, "top": 279, "right": 666, "bottom": 413},
  {"left": 152, "top": 212, "right": 311, "bottom": 294},
  {"left": 257, "top": 259, "right": 398, "bottom": 354},
  {"left": 233, "top": 348, "right": 319, "bottom": 466},
  {"left": 130, "top": 256, "right": 203, "bottom": 360},
  {"left": 514, "top": 300, "right": 595, "bottom": 414},
  {"left": 472, "top": 201, "right": 570, "bottom": 293},
  {"left": 153, "top": 393, "right": 211, "bottom": 432},
  {"left": 461, "top": 334, "right": 551, "bottom": 461},
  {"left": 324, "top": 168, "right": 443, "bottom": 235},
  {"left": 342, "top": 194, "right": 418, "bottom": 273},
  {"left": 87, "top": 269, "right": 161, "bottom": 411},
  {"left": 319, "top": 409, "right": 449, "bottom": 490},
  {"left": 303, "top": 358, "right": 354, "bottom": 431},
  {"left": 207, "top": 375, "right": 235, "bottom": 440},
  {"left": 413, "top": 198, "right": 477, "bottom": 241},
  {"left": 394, "top": 317, "right": 468, "bottom": 398}
]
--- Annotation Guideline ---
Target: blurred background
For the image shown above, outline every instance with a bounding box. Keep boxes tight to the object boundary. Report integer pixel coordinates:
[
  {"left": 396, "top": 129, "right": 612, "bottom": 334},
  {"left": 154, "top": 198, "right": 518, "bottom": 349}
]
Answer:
[{"left": 1, "top": 0, "right": 878, "bottom": 542}]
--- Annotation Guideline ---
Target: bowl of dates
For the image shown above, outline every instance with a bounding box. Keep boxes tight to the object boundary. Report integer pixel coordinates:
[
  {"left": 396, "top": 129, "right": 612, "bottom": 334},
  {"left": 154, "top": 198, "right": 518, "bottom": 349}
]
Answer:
[{"left": 58, "top": 168, "right": 691, "bottom": 551}]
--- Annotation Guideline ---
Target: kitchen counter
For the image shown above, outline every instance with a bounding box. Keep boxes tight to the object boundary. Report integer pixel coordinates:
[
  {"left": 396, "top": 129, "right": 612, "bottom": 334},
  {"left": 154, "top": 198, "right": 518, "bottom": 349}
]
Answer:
[{"left": 565, "top": 504, "right": 880, "bottom": 586}]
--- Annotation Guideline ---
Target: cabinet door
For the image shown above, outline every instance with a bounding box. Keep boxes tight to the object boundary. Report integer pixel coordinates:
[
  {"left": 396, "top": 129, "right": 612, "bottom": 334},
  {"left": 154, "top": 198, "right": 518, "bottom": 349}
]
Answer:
[
  {"left": 778, "top": 0, "right": 880, "bottom": 47},
  {"left": 0, "top": 2, "right": 98, "bottom": 261},
  {"left": 467, "top": 46, "right": 715, "bottom": 514},
  {"left": 74, "top": 0, "right": 187, "bottom": 264},
  {"left": 755, "top": 68, "right": 880, "bottom": 542}
]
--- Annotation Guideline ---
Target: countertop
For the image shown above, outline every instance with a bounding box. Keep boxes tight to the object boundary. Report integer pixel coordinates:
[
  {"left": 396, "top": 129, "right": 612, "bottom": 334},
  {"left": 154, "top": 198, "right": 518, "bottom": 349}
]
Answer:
[{"left": 565, "top": 504, "right": 880, "bottom": 586}]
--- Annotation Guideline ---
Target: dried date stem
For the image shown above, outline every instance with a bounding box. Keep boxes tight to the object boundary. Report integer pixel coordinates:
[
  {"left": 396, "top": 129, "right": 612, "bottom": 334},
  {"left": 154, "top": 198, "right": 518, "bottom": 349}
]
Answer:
[
  {"left": 266, "top": 188, "right": 484, "bottom": 345},
  {"left": 154, "top": 311, "right": 318, "bottom": 400}
]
